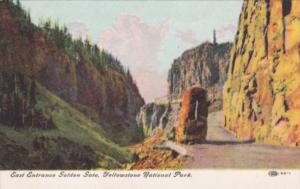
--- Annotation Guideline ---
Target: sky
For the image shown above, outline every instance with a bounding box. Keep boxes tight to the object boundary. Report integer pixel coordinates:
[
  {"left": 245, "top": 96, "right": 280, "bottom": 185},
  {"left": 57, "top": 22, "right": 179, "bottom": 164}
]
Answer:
[{"left": 21, "top": 0, "right": 243, "bottom": 102}]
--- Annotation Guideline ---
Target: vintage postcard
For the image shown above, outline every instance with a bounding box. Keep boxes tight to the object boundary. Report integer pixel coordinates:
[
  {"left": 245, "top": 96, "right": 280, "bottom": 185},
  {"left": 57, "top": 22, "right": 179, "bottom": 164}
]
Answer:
[{"left": 0, "top": 0, "right": 299, "bottom": 188}]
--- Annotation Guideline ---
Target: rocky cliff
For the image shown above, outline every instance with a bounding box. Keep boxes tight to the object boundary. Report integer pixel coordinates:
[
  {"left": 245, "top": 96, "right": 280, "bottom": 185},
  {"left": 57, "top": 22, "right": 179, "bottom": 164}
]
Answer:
[
  {"left": 168, "top": 42, "right": 232, "bottom": 106},
  {"left": 224, "top": 0, "right": 300, "bottom": 146},
  {"left": 136, "top": 102, "right": 180, "bottom": 137},
  {"left": 138, "top": 39, "right": 232, "bottom": 137},
  {"left": 0, "top": 0, "right": 143, "bottom": 169},
  {"left": 0, "top": 0, "right": 144, "bottom": 145}
]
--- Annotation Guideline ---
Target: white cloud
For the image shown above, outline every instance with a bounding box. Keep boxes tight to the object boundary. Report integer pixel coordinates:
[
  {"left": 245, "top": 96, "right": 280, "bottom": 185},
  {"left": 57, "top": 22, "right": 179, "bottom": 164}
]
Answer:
[{"left": 98, "top": 14, "right": 170, "bottom": 102}]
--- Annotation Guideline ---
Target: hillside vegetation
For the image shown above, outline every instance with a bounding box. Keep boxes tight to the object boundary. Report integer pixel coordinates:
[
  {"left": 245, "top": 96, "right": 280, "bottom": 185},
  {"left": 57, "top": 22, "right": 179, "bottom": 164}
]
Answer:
[{"left": 0, "top": 0, "right": 142, "bottom": 169}]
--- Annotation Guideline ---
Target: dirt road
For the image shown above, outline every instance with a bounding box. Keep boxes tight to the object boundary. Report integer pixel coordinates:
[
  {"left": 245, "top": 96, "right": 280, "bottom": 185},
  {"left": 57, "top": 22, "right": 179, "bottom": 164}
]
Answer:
[{"left": 181, "top": 111, "right": 300, "bottom": 169}]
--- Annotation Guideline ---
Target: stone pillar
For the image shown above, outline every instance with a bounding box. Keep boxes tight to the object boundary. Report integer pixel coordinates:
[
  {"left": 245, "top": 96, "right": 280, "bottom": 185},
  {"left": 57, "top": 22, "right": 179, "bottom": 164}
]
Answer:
[
  {"left": 175, "top": 86, "right": 208, "bottom": 144},
  {"left": 213, "top": 29, "right": 217, "bottom": 45}
]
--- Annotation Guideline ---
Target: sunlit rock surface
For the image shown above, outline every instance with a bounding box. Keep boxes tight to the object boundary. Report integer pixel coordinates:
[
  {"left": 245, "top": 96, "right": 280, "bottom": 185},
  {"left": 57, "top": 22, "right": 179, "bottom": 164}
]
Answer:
[{"left": 224, "top": 0, "right": 300, "bottom": 146}]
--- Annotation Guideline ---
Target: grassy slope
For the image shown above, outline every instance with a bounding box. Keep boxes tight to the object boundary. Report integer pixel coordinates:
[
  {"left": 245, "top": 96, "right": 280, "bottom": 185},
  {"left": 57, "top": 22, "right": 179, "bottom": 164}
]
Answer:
[{"left": 0, "top": 80, "right": 135, "bottom": 169}]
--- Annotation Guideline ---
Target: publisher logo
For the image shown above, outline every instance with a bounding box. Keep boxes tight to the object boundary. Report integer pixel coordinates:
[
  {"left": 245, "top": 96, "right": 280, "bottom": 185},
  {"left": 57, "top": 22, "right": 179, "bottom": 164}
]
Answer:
[{"left": 268, "top": 171, "right": 279, "bottom": 177}]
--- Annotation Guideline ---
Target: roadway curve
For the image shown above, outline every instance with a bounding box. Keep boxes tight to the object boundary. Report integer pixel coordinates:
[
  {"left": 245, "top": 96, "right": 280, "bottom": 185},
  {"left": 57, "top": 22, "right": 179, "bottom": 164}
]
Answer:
[{"left": 180, "top": 111, "right": 300, "bottom": 168}]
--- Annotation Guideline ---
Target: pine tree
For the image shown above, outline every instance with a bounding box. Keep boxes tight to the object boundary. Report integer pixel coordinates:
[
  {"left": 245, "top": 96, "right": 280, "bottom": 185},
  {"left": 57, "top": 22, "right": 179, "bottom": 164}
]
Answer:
[
  {"left": 5, "top": 0, "right": 128, "bottom": 76},
  {"left": 16, "top": 0, "right": 21, "bottom": 10}
]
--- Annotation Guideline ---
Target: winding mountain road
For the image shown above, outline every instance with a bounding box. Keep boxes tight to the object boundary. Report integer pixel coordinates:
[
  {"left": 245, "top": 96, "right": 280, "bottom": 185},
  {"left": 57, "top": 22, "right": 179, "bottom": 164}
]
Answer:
[{"left": 175, "top": 111, "right": 300, "bottom": 169}]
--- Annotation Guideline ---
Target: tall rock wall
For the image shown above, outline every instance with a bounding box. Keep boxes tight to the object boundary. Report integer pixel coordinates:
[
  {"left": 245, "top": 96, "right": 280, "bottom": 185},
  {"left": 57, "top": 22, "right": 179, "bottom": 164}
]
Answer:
[
  {"left": 168, "top": 42, "right": 232, "bottom": 103},
  {"left": 138, "top": 41, "right": 232, "bottom": 137},
  {"left": 0, "top": 1, "right": 144, "bottom": 144},
  {"left": 224, "top": 0, "right": 300, "bottom": 146}
]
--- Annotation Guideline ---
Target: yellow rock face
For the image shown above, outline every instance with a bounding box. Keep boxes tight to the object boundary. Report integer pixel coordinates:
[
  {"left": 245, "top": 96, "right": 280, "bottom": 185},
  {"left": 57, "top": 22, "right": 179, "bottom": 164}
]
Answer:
[{"left": 224, "top": 0, "right": 300, "bottom": 146}]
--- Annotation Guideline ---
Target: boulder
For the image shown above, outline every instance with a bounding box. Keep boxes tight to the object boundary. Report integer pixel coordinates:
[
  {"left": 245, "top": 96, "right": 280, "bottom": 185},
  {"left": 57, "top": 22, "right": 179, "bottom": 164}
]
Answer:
[{"left": 176, "top": 86, "right": 208, "bottom": 144}]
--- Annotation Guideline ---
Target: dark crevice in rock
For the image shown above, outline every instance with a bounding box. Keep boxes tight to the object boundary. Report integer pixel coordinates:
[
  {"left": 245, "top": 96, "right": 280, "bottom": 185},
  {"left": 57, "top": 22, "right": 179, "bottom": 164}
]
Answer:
[
  {"left": 244, "top": 50, "right": 254, "bottom": 72},
  {"left": 282, "top": 0, "right": 292, "bottom": 54},
  {"left": 283, "top": 98, "right": 289, "bottom": 111},
  {"left": 231, "top": 52, "right": 237, "bottom": 75},
  {"left": 264, "top": 0, "right": 271, "bottom": 58},
  {"left": 248, "top": 110, "right": 257, "bottom": 122},
  {"left": 275, "top": 116, "right": 289, "bottom": 127},
  {"left": 241, "top": 25, "right": 248, "bottom": 55},
  {"left": 282, "top": 0, "right": 292, "bottom": 17}
]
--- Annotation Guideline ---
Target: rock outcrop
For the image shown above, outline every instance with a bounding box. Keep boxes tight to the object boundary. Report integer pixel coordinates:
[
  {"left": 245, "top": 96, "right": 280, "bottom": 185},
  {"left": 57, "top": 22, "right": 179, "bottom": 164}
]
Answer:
[
  {"left": 137, "top": 40, "right": 231, "bottom": 137},
  {"left": 0, "top": 0, "right": 144, "bottom": 144},
  {"left": 168, "top": 42, "right": 232, "bottom": 107},
  {"left": 176, "top": 86, "right": 209, "bottom": 144},
  {"left": 136, "top": 102, "right": 180, "bottom": 137},
  {"left": 224, "top": 0, "right": 300, "bottom": 146},
  {"left": 0, "top": 0, "right": 142, "bottom": 169}
]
